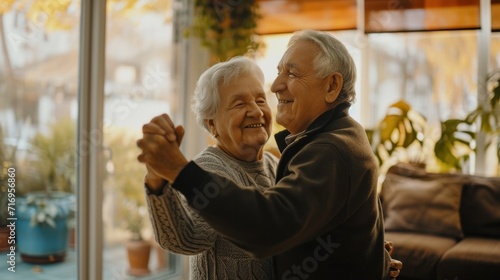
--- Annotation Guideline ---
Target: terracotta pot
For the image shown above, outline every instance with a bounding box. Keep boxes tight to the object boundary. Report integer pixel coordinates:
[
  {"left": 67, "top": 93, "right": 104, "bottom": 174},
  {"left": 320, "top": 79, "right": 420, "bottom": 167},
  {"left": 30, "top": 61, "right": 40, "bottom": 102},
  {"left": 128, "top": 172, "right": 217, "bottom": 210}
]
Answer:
[
  {"left": 126, "top": 239, "right": 151, "bottom": 276},
  {"left": 69, "top": 227, "right": 76, "bottom": 249},
  {"left": 0, "top": 227, "right": 11, "bottom": 252}
]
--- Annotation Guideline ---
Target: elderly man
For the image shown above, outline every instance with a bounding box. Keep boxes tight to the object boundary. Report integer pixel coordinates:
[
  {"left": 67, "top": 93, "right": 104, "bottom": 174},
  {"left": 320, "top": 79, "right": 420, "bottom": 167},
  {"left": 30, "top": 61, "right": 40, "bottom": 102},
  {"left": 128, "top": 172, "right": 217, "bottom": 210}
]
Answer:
[{"left": 138, "top": 30, "right": 397, "bottom": 279}]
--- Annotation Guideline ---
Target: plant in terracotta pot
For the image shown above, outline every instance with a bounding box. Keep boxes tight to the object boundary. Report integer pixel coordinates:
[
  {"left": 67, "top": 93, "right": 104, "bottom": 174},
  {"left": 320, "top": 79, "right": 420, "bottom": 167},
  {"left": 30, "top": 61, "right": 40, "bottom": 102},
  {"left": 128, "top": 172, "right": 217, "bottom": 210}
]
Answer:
[
  {"left": 122, "top": 199, "right": 151, "bottom": 276},
  {"left": 16, "top": 118, "right": 76, "bottom": 264},
  {"left": 105, "top": 128, "right": 152, "bottom": 276}
]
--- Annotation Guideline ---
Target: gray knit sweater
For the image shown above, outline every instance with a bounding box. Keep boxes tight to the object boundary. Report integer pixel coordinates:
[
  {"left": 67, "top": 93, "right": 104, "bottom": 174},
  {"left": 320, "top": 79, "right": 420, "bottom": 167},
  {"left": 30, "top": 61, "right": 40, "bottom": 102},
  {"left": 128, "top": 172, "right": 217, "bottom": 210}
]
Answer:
[{"left": 146, "top": 146, "right": 278, "bottom": 280}]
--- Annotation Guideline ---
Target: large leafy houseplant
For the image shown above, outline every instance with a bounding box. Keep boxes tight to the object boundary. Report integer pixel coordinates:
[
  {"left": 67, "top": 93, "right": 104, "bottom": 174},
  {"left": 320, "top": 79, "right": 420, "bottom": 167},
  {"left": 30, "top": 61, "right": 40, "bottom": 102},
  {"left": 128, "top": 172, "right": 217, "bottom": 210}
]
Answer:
[
  {"left": 434, "top": 70, "right": 500, "bottom": 171},
  {"left": 369, "top": 71, "right": 500, "bottom": 174},
  {"left": 366, "top": 100, "right": 427, "bottom": 169}
]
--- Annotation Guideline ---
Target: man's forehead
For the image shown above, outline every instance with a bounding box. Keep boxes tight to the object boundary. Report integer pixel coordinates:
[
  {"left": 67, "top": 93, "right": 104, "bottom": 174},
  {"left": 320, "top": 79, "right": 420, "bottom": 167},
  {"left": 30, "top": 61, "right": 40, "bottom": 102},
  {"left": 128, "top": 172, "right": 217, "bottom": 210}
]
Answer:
[
  {"left": 278, "top": 62, "right": 298, "bottom": 70},
  {"left": 277, "top": 41, "right": 315, "bottom": 68}
]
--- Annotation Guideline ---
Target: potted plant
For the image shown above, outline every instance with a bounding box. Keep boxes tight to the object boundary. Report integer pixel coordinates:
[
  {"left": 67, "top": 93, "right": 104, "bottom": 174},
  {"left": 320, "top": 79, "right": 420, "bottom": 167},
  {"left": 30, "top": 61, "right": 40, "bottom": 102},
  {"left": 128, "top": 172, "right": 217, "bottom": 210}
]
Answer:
[
  {"left": 16, "top": 118, "right": 76, "bottom": 264},
  {"left": 122, "top": 199, "right": 151, "bottom": 276},
  {"left": 434, "top": 69, "right": 500, "bottom": 172},
  {"left": 105, "top": 128, "right": 152, "bottom": 276},
  {"left": 366, "top": 100, "right": 427, "bottom": 170},
  {"left": 187, "top": 0, "right": 262, "bottom": 62}
]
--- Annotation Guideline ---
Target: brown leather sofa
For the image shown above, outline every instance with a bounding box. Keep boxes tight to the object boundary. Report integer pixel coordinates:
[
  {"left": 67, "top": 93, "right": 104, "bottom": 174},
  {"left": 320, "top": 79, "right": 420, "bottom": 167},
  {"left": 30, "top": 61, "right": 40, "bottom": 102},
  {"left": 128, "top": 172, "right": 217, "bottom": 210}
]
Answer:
[{"left": 380, "top": 162, "right": 500, "bottom": 280}]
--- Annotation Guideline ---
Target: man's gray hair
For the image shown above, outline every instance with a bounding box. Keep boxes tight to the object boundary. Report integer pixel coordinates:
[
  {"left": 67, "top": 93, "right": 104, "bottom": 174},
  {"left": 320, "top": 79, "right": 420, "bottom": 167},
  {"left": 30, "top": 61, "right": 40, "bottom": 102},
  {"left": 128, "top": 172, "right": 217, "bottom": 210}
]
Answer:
[
  {"left": 191, "top": 56, "right": 265, "bottom": 132},
  {"left": 288, "top": 30, "right": 357, "bottom": 104}
]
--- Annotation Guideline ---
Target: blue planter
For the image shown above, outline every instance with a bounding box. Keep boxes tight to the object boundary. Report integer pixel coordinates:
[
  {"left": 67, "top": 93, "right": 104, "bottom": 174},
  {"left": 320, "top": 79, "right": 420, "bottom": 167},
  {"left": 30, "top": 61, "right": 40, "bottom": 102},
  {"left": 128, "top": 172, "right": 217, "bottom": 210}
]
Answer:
[{"left": 17, "top": 192, "right": 73, "bottom": 264}]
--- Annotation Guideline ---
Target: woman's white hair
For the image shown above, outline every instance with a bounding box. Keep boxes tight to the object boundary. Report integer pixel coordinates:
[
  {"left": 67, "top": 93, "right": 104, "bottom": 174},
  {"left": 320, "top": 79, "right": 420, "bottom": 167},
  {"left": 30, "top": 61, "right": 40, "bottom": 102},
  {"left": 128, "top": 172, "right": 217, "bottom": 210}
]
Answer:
[
  {"left": 191, "top": 56, "right": 265, "bottom": 132},
  {"left": 288, "top": 30, "right": 357, "bottom": 104}
]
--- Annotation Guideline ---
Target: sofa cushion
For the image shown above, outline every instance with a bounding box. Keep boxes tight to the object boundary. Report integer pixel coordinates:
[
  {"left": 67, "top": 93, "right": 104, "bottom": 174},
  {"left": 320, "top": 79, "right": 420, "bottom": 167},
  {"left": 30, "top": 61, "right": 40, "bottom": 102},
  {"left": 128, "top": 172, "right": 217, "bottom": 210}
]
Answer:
[
  {"left": 437, "top": 237, "right": 500, "bottom": 280},
  {"left": 460, "top": 176, "right": 500, "bottom": 238},
  {"left": 385, "top": 232, "right": 458, "bottom": 280},
  {"left": 381, "top": 166, "right": 464, "bottom": 239}
]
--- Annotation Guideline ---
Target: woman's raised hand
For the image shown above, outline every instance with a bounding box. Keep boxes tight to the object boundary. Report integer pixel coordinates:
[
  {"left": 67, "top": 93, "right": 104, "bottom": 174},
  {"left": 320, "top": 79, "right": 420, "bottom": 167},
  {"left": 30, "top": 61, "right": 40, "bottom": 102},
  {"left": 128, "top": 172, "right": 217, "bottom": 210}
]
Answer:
[{"left": 137, "top": 114, "right": 188, "bottom": 183}]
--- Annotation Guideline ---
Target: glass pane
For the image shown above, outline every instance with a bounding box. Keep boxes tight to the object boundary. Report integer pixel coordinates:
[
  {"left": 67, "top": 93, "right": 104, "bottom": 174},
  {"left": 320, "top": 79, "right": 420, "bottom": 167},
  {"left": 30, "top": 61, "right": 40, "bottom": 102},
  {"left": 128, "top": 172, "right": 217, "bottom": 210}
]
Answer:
[
  {"left": 492, "top": 33, "right": 500, "bottom": 70},
  {"left": 102, "top": 1, "right": 182, "bottom": 279},
  {"left": 367, "top": 31, "right": 479, "bottom": 172},
  {"left": 489, "top": 33, "right": 500, "bottom": 175},
  {"left": 257, "top": 0, "right": 357, "bottom": 35},
  {"left": 365, "top": 0, "right": 480, "bottom": 32},
  {"left": 0, "top": 1, "right": 80, "bottom": 279}
]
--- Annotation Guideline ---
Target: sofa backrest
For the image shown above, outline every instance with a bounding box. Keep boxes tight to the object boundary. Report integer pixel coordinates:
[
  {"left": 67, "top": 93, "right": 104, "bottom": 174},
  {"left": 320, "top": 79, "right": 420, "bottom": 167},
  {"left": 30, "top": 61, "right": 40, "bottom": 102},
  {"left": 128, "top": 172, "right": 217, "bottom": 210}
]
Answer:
[
  {"left": 459, "top": 175, "right": 500, "bottom": 238},
  {"left": 380, "top": 162, "right": 500, "bottom": 239}
]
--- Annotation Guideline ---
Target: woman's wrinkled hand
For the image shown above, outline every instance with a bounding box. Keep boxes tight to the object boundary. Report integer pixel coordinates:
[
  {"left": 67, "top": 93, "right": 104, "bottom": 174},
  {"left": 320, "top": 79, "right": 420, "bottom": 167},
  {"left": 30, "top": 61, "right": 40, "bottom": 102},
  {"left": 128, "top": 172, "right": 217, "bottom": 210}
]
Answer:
[{"left": 137, "top": 114, "right": 188, "bottom": 183}]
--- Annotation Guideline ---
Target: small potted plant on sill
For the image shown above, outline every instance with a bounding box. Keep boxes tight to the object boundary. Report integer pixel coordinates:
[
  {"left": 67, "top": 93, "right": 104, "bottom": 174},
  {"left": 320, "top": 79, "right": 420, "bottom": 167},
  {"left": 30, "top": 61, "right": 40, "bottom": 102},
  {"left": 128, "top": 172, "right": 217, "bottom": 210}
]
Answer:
[
  {"left": 122, "top": 199, "right": 151, "bottom": 276},
  {"left": 16, "top": 118, "right": 76, "bottom": 264},
  {"left": 104, "top": 128, "right": 152, "bottom": 276}
]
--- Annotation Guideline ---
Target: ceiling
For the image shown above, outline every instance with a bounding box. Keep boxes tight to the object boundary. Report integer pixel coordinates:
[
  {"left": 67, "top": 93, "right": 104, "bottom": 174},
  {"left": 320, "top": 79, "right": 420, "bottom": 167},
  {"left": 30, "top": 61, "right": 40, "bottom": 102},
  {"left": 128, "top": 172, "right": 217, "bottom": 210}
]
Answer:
[{"left": 255, "top": 0, "right": 500, "bottom": 34}]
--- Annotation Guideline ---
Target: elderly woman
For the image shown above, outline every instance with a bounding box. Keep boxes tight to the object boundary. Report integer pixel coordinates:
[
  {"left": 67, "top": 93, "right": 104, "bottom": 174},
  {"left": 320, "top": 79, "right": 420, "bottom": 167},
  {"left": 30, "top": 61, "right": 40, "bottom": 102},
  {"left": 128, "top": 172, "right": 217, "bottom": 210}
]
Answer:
[{"left": 140, "top": 56, "right": 277, "bottom": 279}]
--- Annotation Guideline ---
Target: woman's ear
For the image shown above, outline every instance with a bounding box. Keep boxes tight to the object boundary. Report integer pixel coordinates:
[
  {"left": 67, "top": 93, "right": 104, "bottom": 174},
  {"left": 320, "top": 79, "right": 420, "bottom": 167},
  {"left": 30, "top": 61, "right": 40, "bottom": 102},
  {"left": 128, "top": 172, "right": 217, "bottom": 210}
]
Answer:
[
  {"left": 206, "top": 119, "right": 218, "bottom": 137},
  {"left": 325, "top": 72, "right": 343, "bottom": 104}
]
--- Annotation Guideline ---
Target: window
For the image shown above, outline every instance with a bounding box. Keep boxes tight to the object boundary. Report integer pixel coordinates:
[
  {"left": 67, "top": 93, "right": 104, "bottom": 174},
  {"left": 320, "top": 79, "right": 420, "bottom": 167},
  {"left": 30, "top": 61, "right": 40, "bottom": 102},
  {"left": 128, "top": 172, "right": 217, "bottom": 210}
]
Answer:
[
  {"left": 102, "top": 2, "right": 182, "bottom": 278},
  {"left": 0, "top": 1, "right": 183, "bottom": 279},
  {"left": 0, "top": 1, "right": 80, "bottom": 279}
]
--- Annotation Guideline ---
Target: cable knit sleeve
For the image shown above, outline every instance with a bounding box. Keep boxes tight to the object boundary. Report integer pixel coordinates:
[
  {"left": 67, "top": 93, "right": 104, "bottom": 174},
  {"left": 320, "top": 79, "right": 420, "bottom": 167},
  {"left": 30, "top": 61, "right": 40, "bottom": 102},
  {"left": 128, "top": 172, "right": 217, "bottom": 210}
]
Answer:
[
  {"left": 144, "top": 148, "right": 278, "bottom": 258},
  {"left": 146, "top": 182, "right": 218, "bottom": 255}
]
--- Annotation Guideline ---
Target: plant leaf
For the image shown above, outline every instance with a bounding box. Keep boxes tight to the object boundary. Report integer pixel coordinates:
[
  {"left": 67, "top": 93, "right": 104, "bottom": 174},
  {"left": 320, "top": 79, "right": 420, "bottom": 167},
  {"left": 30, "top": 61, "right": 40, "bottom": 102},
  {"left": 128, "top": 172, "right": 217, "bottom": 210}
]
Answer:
[
  {"left": 491, "top": 78, "right": 500, "bottom": 110},
  {"left": 434, "top": 119, "right": 475, "bottom": 170}
]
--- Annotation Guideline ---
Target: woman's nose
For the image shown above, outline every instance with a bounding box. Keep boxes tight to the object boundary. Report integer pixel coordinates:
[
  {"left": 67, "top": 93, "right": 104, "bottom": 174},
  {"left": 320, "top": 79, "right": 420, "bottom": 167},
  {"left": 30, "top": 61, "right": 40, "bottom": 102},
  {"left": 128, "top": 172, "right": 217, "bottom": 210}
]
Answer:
[{"left": 247, "top": 101, "right": 264, "bottom": 117}]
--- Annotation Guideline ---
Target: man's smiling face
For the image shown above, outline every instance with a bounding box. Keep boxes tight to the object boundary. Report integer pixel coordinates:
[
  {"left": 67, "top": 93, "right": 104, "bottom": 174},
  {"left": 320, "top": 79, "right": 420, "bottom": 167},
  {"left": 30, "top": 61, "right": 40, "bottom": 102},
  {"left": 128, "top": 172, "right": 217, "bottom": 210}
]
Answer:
[{"left": 270, "top": 40, "right": 333, "bottom": 135}]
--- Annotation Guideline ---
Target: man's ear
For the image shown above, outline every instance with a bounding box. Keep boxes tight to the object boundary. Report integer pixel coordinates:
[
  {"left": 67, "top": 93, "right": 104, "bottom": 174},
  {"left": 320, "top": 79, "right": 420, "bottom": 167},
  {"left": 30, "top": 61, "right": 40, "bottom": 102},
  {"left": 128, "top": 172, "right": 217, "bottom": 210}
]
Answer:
[{"left": 325, "top": 72, "right": 343, "bottom": 104}]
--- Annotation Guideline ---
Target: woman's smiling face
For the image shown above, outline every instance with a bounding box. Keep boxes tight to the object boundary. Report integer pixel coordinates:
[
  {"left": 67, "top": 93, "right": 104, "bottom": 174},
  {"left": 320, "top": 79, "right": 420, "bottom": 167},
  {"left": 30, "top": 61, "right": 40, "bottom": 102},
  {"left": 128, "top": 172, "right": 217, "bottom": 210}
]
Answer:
[{"left": 212, "top": 71, "right": 272, "bottom": 162}]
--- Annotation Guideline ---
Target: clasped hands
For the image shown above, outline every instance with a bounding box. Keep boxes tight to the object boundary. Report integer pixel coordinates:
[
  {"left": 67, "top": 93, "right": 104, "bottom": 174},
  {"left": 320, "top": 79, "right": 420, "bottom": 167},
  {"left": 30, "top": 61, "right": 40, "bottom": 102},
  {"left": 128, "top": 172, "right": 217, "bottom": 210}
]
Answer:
[{"left": 137, "top": 114, "right": 188, "bottom": 186}]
